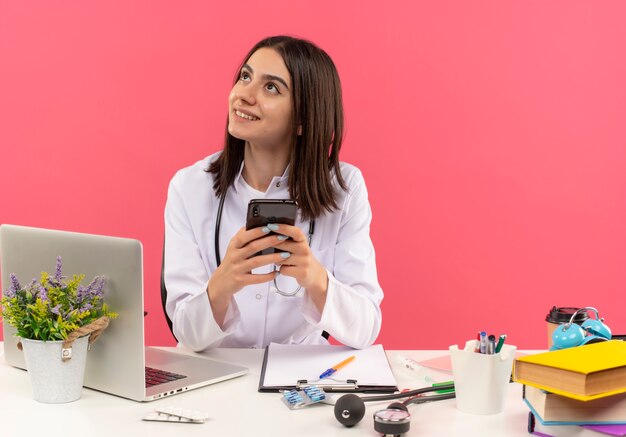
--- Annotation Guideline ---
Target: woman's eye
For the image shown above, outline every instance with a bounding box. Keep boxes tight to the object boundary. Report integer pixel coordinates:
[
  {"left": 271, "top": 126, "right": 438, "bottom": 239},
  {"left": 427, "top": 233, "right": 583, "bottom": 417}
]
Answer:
[
  {"left": 266, "top": 83, "right": 279, "bottom": 94},
  {"left": 239, "top": 71, "right": 251, "bottom": 81}
]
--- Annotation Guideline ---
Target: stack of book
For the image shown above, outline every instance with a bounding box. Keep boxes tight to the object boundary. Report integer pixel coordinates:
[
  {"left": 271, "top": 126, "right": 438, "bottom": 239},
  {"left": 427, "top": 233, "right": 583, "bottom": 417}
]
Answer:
[{"left": 513, "top": 340, "right": 626, "bottom": 436}]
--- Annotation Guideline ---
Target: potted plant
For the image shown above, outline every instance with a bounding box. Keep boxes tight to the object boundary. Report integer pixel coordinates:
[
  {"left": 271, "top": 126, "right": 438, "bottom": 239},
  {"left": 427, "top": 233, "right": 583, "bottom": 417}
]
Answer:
[{"left": 0, "top": 256, "right": 117, "bottom": 403}]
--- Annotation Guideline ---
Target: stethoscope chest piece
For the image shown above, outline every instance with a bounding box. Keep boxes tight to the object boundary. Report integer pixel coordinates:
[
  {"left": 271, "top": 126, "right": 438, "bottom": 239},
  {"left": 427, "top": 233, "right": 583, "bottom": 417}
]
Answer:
[{"left": 373, "top": 408, "right": 411, "bottom": 436}]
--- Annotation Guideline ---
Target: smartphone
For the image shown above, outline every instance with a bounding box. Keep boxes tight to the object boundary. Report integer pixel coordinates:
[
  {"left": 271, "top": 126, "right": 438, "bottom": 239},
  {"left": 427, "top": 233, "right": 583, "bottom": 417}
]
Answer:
[{"left": 246, "top": 199, "right": 297, "bottom": 256}]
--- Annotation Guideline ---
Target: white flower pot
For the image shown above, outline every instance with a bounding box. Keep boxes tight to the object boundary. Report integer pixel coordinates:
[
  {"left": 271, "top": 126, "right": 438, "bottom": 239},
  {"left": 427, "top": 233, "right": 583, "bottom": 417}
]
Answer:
[{"left": 21, "top": 335, "right": 89, "bottom": 403}]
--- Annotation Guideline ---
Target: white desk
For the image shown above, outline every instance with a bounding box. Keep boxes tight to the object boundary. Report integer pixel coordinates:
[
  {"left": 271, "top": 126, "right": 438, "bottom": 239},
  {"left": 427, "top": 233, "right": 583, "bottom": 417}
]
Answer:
[{"left": 0, "top": 343, "right": 533, "bottom": 437}]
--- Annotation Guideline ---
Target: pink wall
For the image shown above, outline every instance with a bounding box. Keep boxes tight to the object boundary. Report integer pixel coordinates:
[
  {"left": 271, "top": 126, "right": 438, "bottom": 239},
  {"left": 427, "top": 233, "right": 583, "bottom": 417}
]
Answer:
[{"left": 1, "top": 1, "right": 625, "bottom": 349}]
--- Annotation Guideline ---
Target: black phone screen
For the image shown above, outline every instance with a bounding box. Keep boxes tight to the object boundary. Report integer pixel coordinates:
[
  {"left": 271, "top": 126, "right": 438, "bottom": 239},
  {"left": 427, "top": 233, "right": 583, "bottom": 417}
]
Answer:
[
  {"left": 245, "top": 199, "right": 297, "bottom": 256},
  {"left": 245, "top": 199, "right": 297, "bottom": 230}
]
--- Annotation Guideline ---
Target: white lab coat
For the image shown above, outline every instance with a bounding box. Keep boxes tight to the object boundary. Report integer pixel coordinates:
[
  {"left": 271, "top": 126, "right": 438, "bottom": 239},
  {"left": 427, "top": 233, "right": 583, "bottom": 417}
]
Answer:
[{"left": 164, "top": 153, "right": 383, "bottom": 351}]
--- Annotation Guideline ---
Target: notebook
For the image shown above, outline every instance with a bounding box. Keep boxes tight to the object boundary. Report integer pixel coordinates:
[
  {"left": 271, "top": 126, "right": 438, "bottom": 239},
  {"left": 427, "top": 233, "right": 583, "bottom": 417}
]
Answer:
[
  {"left": 258, "top": 342, "right": 398, "bottom": 392},
  {"left": 523, "top": 385, "right": 626, "bottom": 425},
  {"left": 0, "top": 224, "right": 248, "bottom": 402},
  {"left": 514, "top": 341, "right": 626, "bottom": 401}
]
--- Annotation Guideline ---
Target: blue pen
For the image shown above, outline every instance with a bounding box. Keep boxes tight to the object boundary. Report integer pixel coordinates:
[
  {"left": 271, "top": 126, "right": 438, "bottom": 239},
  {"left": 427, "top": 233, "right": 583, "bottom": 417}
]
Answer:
[
  {"left": 319, "top": 355, "right": 356, "bottom": 379},
  {"left": 479, "top": 331, "right": 487, "bottom": 354}
]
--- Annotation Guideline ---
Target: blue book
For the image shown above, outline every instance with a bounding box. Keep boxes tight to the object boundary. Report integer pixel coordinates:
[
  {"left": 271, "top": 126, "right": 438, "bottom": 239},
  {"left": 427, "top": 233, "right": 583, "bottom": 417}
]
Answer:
[{"left": 528, "top": 412, "right": 626, "bottom": 436}]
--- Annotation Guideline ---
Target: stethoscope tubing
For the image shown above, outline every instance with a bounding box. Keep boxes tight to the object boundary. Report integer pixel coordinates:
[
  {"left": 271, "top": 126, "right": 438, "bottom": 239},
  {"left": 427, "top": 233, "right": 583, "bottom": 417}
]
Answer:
[{"left": 358, "top": 383, "right": 456, "bottom": 404}]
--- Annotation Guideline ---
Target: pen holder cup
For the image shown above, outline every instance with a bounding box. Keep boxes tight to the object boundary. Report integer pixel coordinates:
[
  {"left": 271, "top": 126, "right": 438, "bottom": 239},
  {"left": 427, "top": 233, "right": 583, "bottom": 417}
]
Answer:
[{"left": 449, "top": 340, "right": 517, "bottom": 415}]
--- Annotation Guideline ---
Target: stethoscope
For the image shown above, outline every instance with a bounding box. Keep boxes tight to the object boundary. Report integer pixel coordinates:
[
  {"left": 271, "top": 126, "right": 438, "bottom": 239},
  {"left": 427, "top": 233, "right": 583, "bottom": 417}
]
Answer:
[
  {"left": 214, "top": 191, "right": 315, "bottom": 297},
  {"left": 333, "top": 384, "right": 456, "bottom": 435}
]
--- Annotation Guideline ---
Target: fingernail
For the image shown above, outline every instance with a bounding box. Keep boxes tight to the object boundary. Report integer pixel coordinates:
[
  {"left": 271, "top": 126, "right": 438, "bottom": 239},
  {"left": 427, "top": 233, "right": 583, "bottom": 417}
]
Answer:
[
  {"left": 277, "top": 235, "right": 289, "bottom": 241},
  {"left": 280, "top": 252, "right": 291, "bottom": 259},
  {"left": 261, "top": 226, "right": 270, "bottom": 234},
  {"left": 267, "top": 223, "right": 279, "bottom": 231}
]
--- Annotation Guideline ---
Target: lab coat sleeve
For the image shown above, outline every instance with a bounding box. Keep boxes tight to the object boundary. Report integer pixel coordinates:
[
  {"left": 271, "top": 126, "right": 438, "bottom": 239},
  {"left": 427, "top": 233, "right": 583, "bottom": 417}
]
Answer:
[
  {"left": 163, "top": 171, "right": 241, "bottom": 351},
  {"left": 301, "top": 170, "right": 383, "bottom": 349}
]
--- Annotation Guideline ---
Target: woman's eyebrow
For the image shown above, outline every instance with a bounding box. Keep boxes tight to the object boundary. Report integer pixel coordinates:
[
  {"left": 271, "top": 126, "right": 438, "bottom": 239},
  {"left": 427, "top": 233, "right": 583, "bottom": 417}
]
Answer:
[{"left": 242, "top": 63, "right": 289, "bottom": 90}]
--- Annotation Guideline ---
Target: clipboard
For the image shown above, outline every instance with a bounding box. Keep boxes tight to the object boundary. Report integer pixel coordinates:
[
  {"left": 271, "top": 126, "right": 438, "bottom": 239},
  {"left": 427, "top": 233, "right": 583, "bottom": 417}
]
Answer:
[{"left": 258, "top": 343, "right": 398, "bottom": 393}]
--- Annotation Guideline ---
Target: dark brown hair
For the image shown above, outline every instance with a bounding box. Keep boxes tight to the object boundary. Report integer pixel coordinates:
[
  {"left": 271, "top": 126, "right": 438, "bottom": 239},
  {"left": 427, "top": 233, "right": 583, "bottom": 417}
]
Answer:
[{"left": 207, "top": 35, "right": 347, "bottom": 221}]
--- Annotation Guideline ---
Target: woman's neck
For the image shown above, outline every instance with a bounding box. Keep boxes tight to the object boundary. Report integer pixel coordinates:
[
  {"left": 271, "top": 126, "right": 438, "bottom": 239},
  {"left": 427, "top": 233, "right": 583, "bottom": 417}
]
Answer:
[{"left": 242, "top": 142, "right": 289, "bottom": 192}]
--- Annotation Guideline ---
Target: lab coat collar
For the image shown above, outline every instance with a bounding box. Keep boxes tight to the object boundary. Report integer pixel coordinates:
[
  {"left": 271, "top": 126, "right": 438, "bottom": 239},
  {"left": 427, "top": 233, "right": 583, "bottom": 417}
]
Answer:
[{"left": 233, "top": 162, "right": 290, "bottom": 195}]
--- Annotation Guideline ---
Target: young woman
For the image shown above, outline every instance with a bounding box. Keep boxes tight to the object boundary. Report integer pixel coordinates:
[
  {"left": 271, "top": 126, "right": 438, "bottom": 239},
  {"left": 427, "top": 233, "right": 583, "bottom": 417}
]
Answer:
[{"left": 164, "top": 35, "right": 383, "bottom": 351}]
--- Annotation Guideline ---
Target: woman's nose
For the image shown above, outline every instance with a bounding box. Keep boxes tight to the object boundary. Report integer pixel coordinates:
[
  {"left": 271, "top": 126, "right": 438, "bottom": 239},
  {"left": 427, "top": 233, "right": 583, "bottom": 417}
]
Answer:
[{"left": 234, "top": 84, "right": 257, "bottom": 106}]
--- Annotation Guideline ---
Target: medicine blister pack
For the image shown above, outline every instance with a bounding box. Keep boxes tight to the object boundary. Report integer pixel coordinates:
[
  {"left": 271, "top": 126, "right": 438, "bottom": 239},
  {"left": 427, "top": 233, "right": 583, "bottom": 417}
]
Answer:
[
  {"left": 143, "top": 406, "right": 210, "bottom": 423},
  {"left": 282, "top": 386, "right": 326, "bottom": 409}
]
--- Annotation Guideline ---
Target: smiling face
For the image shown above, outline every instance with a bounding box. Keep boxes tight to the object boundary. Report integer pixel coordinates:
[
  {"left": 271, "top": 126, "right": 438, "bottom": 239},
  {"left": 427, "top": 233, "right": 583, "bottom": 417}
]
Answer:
[{"left": 228, "top": 47, "right": 294, "bottom": 152}]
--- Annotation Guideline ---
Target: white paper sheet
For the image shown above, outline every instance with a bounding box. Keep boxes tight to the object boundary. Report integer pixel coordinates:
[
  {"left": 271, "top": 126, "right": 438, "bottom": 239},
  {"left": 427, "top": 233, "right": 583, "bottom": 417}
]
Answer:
[{"left": 261, "top": 343, "right": 397, "bottom": 388}]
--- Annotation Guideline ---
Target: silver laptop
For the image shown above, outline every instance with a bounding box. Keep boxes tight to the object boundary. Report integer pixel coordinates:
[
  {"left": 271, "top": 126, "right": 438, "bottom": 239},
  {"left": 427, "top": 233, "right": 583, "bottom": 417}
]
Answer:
[{"left": 0, "top": 224, "right": 248, "bottom": 401}]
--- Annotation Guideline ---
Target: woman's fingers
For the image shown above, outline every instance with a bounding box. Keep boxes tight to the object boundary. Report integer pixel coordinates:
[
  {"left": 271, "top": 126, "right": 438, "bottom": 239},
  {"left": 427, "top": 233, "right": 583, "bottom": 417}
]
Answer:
[
  {"left": 219, "top": 223, "right": 315, "bottom": 292},
  {"left": 266, "top": 223, "right": 306, "bottom": 243},
  {"left": 243, "top": 251, "right": 289, "bottom": 270},
  {"left": 230, "top": 226, "right": 275, "bottom": 249},
  {"left": 242, "top": 271, "right": 276, "bottom": 285},
  {"left": 241, "top": 234, "right": 286, "bottom": 258}
]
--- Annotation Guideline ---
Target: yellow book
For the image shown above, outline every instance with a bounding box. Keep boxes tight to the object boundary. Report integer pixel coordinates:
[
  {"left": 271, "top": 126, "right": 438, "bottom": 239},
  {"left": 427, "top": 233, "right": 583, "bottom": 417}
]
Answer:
[{"left": 513, "top": 341, "right": 626, "bottom": 401}]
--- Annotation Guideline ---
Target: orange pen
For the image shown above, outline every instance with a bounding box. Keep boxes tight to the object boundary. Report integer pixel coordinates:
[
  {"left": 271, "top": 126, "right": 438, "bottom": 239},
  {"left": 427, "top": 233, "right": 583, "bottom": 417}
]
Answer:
[{"left": 319, "top": 355, "right": 356, "bottom": 379}]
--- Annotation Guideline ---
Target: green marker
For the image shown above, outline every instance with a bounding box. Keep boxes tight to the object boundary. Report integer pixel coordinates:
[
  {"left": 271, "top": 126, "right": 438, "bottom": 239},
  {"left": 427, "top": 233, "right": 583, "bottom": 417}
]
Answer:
[{"left": 495, "top": 334, "right": 507, "bottom": 353}]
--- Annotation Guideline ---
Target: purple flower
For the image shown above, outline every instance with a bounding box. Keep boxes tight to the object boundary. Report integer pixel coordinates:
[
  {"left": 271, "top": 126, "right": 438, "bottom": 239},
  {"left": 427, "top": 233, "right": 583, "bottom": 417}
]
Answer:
[
  {"left": 38, "top": 285, "right": 48, "bottom": 302},
  {"left": 54, "top": 256, "right": 63, "bottom": 281},
  {"left": 76, "top": 285, "right": 87, "bottom": 301},
  {"left": 5, "top": 273, "right": 21, "bottom": 297},
  {"left": 93, "top": 276, "right": 105, "bottom": 297},
  {"left": 51, "top": 304, "right": 62, "bottom": 315},
  {"left": 79, "top": 303, "right": 93, "bottom": 313},
  {"left": 84, "top": 277, "right": 97, "bottom": 295},
  {"left": 85, "top": 276, "right": 105, "bottom": 299}
]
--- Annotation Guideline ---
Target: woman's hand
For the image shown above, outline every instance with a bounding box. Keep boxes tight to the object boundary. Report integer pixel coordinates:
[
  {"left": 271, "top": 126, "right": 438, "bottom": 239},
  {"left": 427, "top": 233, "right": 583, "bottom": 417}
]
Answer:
[
  {"left": 207, "top": 225, "right": 295, "bottom": 325},
  {"left": 272, "top": 224, "right": 329, "bottom": 312}
]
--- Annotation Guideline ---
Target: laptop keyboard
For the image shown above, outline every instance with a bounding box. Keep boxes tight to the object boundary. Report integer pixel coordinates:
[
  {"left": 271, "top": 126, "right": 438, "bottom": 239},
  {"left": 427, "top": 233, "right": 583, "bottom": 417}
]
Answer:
[{"left": 145, "top": 366, "right": 187, "bottom": 388}]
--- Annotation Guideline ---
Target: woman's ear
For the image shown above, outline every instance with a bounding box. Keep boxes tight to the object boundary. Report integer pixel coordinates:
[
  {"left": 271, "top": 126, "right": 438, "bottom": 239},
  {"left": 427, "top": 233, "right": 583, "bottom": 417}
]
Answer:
[{"left": 297, "top": 125, "right": 303, "bottom": 136}]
